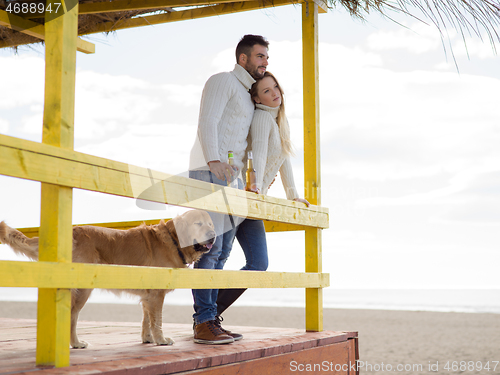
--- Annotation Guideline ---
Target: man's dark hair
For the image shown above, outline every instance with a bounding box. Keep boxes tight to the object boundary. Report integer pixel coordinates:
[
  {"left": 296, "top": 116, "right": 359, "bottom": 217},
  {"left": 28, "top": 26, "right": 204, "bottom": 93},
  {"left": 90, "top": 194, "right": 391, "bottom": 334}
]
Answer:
[{"left": 235, "top": 35, "right": 269, "bottom": 63}]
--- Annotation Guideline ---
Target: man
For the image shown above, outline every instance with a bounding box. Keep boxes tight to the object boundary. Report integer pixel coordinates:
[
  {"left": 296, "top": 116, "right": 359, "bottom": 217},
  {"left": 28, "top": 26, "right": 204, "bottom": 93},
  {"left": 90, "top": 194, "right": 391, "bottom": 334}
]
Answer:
[{"left": 188, "top": 35, "right": 269, "bottom": 344}]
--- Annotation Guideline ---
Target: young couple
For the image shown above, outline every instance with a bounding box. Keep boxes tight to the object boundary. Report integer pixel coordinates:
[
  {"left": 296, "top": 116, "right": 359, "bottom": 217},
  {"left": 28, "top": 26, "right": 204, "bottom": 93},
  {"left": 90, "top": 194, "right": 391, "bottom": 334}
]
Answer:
[{"left": 188, "top": 34, "right": 309, "bottom": 344}]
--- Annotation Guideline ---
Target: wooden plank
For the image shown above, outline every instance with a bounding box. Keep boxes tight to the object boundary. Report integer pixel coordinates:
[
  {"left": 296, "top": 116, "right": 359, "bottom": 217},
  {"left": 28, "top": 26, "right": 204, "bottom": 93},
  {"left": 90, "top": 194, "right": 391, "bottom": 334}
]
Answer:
[
  {"left": 305, "top": 228, "right": 323, "bottom": 331},
  {"left": 302, "top": 0, "right": 321, "bottom": 207},
  {"left": 302, "top": 1, "right": 323, "bottom": 333},
  {"left": 4, "top": 219, "right": 307, "bottom": 242},
  {"left": 75, "top": 38, "right": 96, "bottom": 54},
  {"left": 0, "top": 9, "right": 45, "bottom": 38},
  {"left": 313, "top": 0, "right": 328, "bottom": 13},
  {"left": 78, "top": 0, "right": 252, "bottom": 14},
  {"left": 179, "top": 341, "right": 353, "bottom": 375},
  {"left": 35, "top": 0, "right": 78, "bottom": 367},
  {"left": 0, "top": 260, "right": 330, "bottom": 289},
  {"left": 0, "top": 9, "right": 95, "bottom": 54},
  {"left": 264, "top": 220, "right": 309, "bottom": 232},
  {"left": 0, "top": 322, "right": 356, "bottom": 374},
  {"left": 0, "top": 135, "right": 329, "bottom": 229},
  {"left": 36, "top": 186, "right": 73, "bottom": 367},
  {"left": 79, "top": 0, "right": 300, "bottom": 36},
  {"left": 348, "top": 337, "right": 360, "bottom": 375}
]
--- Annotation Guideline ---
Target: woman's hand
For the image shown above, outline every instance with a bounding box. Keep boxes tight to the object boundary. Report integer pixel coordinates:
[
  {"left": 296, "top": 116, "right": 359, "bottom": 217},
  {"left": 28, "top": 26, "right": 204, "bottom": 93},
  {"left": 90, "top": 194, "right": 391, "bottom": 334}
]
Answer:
[
  {"left": 245, "top": 186, "right": 260, "bottom": 194},
  {"left": 293, "top": 198, "right": 310, "bottom": 207}
]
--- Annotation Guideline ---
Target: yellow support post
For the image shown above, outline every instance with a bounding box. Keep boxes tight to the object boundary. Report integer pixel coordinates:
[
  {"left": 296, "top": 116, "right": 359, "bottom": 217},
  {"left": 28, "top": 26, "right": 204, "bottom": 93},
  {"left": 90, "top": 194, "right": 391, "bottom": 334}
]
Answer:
[
  {"left": 302, "top": 0, "right": 323, "bottom": 332},
  {"left": 36, "top": 0, "right": 78, "bottom": 367}
]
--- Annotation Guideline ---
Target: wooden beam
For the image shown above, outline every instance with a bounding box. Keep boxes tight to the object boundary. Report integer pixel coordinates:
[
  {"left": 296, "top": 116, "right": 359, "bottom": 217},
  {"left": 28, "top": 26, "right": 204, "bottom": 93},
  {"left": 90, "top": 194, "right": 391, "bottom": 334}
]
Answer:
[
  {"left": 5, "top": 220, "right": 307, "bottom": 242},
  {"left": 79, "top": 0, "right": 300, "bottom": 35},
  {"left": 313, "top": 0, "right": 328, "bottom": 13},
  {"left": 0, "top": 9, "right": 95, "bottom": 53},
  {"left": 75, "top": 38, "right": 96, "bottom": 54},
  {"left": 0, "top": 260, "right": 330, "bottom": 289},
  {"left": 36, "top": 0, "right": 78, "bottom": 367},
  {"left": 0, "top": 135, "right": 329, "bottom": 229},
  {"left": 13, "top": 0, "right": 319, "bottom": 17},
  {"left": 78, "top": 0, "right": 249, "bottom": 14},
  {"left": 302, "top": 0, "right": 323, "bottom": 333},
  {"left": 0, "top": 9, "right": 45, "bottom": 37},
  {"left": 302, "top": 0, "right": 321, "bottom": 209}
]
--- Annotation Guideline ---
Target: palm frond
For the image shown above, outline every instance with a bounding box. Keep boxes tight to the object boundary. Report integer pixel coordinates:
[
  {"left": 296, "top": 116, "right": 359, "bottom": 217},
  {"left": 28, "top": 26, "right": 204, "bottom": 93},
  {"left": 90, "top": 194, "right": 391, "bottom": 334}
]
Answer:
[{"left": 330, "top": 0, "right": 500, "bottom": 52}]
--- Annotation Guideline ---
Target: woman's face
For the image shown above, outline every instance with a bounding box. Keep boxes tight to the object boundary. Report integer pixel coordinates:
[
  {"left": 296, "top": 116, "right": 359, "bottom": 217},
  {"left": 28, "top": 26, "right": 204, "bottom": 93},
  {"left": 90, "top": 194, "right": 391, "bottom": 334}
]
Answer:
[{"left": 253, "top": 76, "right": 281, "bottom": 108}]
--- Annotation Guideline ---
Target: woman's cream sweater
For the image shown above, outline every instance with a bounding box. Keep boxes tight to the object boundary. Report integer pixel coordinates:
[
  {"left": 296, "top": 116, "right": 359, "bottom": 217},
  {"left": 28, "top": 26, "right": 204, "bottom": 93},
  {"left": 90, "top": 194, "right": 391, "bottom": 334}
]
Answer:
[{"left": 248, "top": 104, "right": 299, "bottom": 200}]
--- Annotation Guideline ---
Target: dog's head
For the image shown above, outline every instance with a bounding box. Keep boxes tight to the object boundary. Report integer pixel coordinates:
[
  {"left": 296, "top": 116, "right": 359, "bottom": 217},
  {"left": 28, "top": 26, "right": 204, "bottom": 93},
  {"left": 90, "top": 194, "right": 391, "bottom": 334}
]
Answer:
[{"left": 169, "top": 210, "right": 216, "bottom": 263}]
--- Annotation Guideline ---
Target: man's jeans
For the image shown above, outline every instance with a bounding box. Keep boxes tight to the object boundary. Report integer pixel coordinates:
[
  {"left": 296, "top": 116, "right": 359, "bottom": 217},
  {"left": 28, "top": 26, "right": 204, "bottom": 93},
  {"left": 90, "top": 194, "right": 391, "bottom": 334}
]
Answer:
[{"left": 189, "top": 169, "right": 267, "bottom": 325}]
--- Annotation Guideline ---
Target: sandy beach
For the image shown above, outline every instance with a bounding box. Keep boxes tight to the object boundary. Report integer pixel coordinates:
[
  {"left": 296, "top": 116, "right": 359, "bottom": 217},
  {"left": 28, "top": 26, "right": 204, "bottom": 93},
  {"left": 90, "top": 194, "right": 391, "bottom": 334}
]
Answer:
[{"left": 1, "top": 301, "right": 499, "bottom": 373}]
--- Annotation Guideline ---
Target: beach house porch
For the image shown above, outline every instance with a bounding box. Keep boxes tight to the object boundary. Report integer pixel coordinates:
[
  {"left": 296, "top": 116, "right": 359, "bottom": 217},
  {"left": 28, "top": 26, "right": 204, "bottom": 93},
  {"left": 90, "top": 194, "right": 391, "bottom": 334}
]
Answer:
[{"left": 0, "top": 318, "right": 358, "bottom": 374}]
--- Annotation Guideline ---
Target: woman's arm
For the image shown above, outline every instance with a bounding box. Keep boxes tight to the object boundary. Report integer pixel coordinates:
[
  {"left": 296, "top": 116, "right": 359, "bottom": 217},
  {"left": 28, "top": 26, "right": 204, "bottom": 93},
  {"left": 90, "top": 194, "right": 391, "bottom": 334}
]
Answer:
[{"left": 250, "top": 112, "right": 272, "bottom": 192}]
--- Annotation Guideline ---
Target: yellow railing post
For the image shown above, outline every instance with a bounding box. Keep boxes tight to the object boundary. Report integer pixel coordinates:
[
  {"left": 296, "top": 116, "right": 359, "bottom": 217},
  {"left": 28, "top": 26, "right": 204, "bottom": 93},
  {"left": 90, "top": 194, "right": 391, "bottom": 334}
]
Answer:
[
  {"left": 36, "top": 0, "right": 78, "bottom": 367},
  {"left": 302, "top": 0, "right": 323, "bottom": 332}
]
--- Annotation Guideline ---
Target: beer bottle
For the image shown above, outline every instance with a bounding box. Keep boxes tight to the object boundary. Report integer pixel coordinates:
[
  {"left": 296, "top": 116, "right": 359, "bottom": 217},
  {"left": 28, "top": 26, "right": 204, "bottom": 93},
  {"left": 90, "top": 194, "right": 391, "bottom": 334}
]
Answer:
[
  {"left": 227, "top": 151, "right": 238, "bottom": 189},
  {"left": 245, "top": 151, "right": 258, "bottom": 192}
]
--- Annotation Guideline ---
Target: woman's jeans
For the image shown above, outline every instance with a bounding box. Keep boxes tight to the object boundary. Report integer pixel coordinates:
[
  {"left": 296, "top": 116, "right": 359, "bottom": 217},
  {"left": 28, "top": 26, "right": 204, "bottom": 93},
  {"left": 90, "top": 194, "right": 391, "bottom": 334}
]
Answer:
[{"left": 189, "top": 169, "right": 268, "bottom": 325}]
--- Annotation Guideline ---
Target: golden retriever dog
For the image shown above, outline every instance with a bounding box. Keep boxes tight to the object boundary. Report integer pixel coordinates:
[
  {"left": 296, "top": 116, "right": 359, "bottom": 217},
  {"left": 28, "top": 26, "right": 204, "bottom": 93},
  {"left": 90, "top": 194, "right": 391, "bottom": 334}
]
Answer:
[{"left": 0, "top": 209, "right": 215, "bottom": 349}]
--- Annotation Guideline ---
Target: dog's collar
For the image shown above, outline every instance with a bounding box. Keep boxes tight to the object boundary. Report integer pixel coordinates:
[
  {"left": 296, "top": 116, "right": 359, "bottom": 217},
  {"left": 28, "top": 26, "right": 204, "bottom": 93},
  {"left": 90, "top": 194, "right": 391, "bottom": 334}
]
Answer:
[{"left": 167, "top": 226, "right": 187, "bottom": 265}]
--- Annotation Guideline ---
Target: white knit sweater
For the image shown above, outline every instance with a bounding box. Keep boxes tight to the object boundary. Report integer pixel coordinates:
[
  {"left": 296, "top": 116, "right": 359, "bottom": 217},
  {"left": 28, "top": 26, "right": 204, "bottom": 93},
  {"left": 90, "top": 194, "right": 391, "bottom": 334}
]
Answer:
[
  {"left": 189, "top": 64, "right": 256, "bottom": 172},
  {"left": 247, "top": 104, "right": 299, "bottom": 200}
]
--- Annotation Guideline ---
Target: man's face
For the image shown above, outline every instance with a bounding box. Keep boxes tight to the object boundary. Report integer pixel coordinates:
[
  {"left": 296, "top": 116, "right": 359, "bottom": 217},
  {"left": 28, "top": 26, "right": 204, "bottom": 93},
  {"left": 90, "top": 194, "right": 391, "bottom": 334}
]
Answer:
[{"left": 241, "top": 45, "right": 269, "bottom": 79}]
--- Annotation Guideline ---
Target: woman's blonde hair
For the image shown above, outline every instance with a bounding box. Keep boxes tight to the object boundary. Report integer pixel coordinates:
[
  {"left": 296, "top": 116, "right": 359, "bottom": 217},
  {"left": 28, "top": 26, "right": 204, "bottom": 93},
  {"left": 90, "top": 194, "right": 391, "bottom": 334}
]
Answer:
[{"left": 250, "top": 71, "right": 294, "bottom": 156}]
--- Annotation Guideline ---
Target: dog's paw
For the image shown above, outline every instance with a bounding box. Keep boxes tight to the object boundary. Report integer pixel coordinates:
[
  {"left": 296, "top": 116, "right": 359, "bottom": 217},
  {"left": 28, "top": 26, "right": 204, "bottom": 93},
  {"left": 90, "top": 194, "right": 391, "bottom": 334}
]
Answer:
[
  {"left": 156, "top": 336, "right": 175, "bottom": 346},
  {"left": 142, "top": 332, "right": 154, "bottom": 343},
  {"left": 71, "top": 340, "right": 89, "bottom": 349}
]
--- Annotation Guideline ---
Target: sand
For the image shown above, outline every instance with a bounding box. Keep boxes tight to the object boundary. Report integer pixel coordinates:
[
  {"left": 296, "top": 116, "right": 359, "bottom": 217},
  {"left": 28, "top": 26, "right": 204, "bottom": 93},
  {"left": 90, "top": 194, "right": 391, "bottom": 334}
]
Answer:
[{"left": 1, "top": 301, "right": 499, "bottom": 373}]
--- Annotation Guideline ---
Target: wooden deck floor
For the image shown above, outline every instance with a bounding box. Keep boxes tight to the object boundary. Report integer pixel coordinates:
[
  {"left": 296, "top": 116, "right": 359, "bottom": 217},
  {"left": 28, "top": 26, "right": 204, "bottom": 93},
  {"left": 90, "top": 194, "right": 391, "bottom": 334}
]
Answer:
[{"left": 0, "top": 318, "right": 358, "bottom": 374}]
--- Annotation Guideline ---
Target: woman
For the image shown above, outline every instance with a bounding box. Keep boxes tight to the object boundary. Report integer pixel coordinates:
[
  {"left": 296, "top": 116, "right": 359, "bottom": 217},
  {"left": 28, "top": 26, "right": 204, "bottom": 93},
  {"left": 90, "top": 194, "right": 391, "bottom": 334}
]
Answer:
[
  {"left": 215, "top": 72, "right": 309, "bottom": 318},
  {"left": 248, "top": 71, "right": 310, "bottom": 205}
]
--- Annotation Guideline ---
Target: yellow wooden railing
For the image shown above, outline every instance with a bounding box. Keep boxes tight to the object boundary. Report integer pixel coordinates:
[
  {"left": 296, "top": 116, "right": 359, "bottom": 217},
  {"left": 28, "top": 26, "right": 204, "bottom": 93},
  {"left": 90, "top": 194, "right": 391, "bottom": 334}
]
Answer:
[{"left": 0, "top": 0, "right": 327, "bottom": 368}]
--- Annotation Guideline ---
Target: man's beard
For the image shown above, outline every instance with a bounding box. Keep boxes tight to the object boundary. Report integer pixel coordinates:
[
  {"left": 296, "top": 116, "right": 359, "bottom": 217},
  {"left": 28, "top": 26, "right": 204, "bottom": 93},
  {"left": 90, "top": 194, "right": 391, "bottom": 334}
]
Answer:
[{"left": 251, "top": 67, "right": 266, "bottom": 79}]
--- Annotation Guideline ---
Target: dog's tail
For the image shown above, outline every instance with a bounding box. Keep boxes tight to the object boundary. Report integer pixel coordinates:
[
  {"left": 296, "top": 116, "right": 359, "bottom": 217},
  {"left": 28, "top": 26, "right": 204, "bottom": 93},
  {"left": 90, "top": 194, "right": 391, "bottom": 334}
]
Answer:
[{"left": 0, "top": 221, "right": 39, "bottom": 261}]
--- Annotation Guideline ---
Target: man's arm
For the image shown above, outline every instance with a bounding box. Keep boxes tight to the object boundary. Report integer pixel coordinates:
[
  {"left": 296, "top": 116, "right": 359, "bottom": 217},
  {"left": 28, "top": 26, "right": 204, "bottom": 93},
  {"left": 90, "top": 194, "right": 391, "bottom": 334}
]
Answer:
[
  {"left": 198, "top": 73, "right": 236, "bottom": 182},
  {"left": 207, "top": 160, "right": 236, "bottom": 182},
  {"left": 198, "top": 73, "right": 233, "bottom": 164}
]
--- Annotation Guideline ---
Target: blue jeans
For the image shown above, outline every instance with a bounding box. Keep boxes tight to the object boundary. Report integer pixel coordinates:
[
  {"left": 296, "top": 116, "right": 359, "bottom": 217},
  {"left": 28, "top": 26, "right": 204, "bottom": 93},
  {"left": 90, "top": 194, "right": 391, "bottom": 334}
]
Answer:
[{"left": 189, "top": 169, "right": 268, "bottom": 324}]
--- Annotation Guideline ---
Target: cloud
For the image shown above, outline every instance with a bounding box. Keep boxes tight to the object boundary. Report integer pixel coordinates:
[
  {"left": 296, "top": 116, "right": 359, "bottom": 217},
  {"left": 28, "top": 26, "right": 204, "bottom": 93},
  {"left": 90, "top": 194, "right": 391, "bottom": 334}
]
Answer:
[
  {"left": 459, "top": 170, "right": 500, "bottom": 198},
  {"left": 451, "top": 35, "right": 499, "bottom": 59},
  {"left": 355, "top": 166, "right": 500, "bottom": 227},
  {"left": 320, "top": 64, "right": 500, "bottom": 180},
  {"left": 161, "top": 83, "right": 203, "bottom": 107},
  {"left": 437, "top": 198, "right": 500, "bottom": 226},
  {"left": 0, "top": 56, "right": 45, "bottom": 138},
  {"left": 75, "top": 71, "right": 162, "bottom": 141},
  {"left": 0, "top": 55, "right": 45, "bottom": 109},
  {"left": 78, "top": 123, "right": 197, "bottom": 175},
  {"left": 434, "top": 169, "right": 500, "bottom": 225},
  {"left": 0, "top": 118, "right": 9, "bottom": 133},
  {"left": 367, "top": 22, "right": 498, "bottom": 60},
  {"left": 326, "top": 234, "right": 500, "bottom": 288},
  {"left": 367, "top": 22, "right": 443, "bottom": 54}
]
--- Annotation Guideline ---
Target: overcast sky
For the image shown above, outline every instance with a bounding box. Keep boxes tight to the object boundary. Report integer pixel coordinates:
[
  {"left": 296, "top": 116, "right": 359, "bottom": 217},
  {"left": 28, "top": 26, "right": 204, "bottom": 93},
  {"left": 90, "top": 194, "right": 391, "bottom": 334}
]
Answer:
[{"left": 1, "top": 5, "right": 499, "bottom": 293}]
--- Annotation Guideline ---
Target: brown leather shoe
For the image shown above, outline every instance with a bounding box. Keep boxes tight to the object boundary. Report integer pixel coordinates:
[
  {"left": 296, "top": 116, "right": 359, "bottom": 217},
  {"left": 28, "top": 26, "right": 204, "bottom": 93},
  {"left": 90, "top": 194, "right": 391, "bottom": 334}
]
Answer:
[
  {"left": 194, "top": 320, "right": 234, "bottom": 344},
  {"left": 215, "top": 315, "right": 243, "bottom": 341}
]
